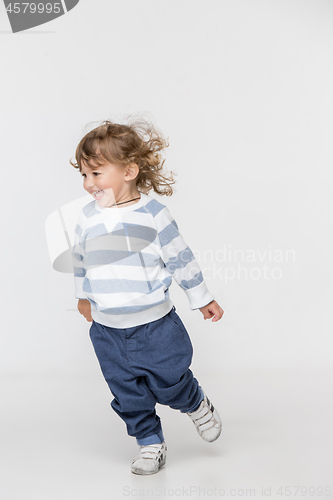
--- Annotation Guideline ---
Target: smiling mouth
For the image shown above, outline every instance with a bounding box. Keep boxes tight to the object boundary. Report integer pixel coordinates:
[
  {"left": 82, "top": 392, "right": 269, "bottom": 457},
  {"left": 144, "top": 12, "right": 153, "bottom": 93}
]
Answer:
[{"left": 92, "top": 190, "right": 104, "bottom": 200}]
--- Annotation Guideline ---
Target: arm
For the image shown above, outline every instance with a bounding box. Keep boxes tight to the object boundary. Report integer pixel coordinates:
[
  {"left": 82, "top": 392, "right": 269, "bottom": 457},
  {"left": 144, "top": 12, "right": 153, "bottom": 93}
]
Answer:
[
  {"left": 72, "top": 217, "right": 92, "bottom": 322},
  {"left": 156, "top": 205, "right": 222, "bottom": 320}
]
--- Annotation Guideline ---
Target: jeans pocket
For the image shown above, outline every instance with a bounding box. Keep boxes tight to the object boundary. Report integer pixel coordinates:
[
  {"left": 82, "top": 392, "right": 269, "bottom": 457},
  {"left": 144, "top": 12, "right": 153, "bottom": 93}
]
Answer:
[
  {"left": 167, "top": 307, "right": 183, "bottom": 329},
  {"left": 148, "top": 310, "right": 193, "bottom": 367},
  {"left": 166, "top": 309, "right": 192, "bottom": 350}
]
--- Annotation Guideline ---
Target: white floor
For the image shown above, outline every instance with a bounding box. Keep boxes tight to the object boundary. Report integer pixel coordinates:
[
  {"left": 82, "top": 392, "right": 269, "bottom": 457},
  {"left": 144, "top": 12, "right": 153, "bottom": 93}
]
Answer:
[{"left": 1, "top": 369, "right": 332, "bottom": 500}]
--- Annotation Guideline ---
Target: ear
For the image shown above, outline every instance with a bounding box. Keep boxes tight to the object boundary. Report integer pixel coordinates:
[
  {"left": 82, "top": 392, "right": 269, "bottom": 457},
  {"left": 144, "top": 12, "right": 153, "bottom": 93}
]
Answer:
[{"left": 124, "top": 163, "right": 139, "bottom": 181}]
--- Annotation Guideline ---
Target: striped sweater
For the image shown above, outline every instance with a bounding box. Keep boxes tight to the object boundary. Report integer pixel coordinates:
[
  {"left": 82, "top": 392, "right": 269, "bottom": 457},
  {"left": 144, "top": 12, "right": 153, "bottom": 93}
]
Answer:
[{"left": 72, "top": 192, "right": 214, "bottom": 328}]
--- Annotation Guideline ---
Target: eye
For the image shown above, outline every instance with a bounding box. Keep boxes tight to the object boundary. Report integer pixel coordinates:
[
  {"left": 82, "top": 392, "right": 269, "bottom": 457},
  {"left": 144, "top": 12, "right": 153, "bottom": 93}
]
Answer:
[
  {"left": 93, "top": 172, "right": 100, "bottom": 176},
  {"left": 81, "top": 173, "right": 86, "bottom": 178}
]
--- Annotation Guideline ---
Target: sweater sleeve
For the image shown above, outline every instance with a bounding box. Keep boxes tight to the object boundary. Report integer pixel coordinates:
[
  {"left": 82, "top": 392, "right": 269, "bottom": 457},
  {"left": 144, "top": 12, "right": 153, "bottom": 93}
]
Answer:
[
  {"left": 155, "top": 205, "right": 214, "bottom": 310},
  {"left": 72, "top": 214, "right": 87, "bottom": 300}
]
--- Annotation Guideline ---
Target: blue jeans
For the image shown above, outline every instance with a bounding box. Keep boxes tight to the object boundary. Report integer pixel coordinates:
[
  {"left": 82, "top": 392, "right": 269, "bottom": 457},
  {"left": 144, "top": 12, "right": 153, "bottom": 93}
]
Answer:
[{"left": 89, "top": 306, "right": 204, "bottom": 446}]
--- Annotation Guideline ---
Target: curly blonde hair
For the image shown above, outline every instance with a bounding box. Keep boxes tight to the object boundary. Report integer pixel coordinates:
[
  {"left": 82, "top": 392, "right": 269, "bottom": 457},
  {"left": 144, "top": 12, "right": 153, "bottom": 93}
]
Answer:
[{"left": 70, "top": 117, "right": 176, "bottom": 196}]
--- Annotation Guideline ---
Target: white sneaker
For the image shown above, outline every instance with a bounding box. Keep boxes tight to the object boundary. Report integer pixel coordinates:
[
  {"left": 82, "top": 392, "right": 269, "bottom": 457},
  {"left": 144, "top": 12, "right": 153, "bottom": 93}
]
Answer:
[
  {"left": 131, "top": 442, "right": 167, "bottom": 475},
  {"left": 187, "top": 393, "right": 222, "bottom": 442}
]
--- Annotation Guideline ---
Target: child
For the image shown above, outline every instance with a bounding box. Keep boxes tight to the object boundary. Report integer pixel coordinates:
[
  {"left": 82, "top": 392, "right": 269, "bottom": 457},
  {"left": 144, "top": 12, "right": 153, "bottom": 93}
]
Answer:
[{"left": 71, "top": 118, "right": 224, "bottom": 475}]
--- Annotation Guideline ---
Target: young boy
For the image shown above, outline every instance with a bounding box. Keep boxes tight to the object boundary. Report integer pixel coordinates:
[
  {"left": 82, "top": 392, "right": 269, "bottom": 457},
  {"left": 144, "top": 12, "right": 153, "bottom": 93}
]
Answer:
[{"left": 71, "top": 119, "right": 224, "bottom": 475}]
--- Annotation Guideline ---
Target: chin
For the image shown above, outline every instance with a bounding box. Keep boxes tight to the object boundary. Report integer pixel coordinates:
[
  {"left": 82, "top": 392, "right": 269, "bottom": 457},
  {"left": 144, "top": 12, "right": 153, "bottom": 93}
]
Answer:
[
  {"left": 98, "top": 197, "right": 115, "bottom": 208},
  {"left": 96, "top": 199, "right": 108, "bottom": 207}
]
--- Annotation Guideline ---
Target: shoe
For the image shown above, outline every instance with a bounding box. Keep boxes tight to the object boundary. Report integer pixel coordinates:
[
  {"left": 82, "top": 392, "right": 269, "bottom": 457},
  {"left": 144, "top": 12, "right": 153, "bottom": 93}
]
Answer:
[
  {"left": 131, "top": 442, "right": 167, "bottom": 475},
  {"left": 187, "top": 393, "right": 222, "bottom": 442}
]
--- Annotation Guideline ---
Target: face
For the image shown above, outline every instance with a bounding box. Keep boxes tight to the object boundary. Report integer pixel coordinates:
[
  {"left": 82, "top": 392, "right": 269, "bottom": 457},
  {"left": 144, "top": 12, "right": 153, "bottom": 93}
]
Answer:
[{"left": 80, "top": 161, "right": 127, "bottom": 207}]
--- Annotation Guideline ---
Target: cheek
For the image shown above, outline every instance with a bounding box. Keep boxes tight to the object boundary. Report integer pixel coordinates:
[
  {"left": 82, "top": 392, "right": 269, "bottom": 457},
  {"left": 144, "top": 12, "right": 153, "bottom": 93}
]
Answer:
[{"left": 101, "top": 178, "right": 116, "bottom": 191}]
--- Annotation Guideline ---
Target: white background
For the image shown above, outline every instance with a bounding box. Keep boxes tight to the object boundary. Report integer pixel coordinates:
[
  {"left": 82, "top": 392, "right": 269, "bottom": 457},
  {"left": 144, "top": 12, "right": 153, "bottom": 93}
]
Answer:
[{"left": 1, "top": 1, "right": 332, "bottom": 499}]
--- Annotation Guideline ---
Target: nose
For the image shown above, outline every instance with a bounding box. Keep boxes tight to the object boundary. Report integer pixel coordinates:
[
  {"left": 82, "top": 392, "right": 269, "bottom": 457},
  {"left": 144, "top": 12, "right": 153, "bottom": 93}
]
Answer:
[{"left": 84, "top": 176, "right": 95, "bottom": 191}]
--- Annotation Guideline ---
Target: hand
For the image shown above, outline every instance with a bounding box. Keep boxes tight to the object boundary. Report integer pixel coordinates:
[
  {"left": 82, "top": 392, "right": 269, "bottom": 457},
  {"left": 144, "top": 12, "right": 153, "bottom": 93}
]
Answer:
[
  {"left": 77, "top": 299, "right": 93, "bottom": 322},
  {"left": 199, "top": 300, "right": 224, "bottom": 322}
]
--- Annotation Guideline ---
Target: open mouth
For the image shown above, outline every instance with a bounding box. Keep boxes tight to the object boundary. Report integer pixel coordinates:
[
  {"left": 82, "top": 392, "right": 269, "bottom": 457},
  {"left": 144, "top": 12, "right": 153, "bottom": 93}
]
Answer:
[{"left": 92, "top": 190, "right": 104, "bottom": 200}]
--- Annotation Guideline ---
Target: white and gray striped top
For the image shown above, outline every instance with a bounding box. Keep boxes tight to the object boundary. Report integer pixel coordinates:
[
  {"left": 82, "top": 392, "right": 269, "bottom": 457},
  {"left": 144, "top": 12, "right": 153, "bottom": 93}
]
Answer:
[{"left": 72, "top": 193, "right": 214, "bottom": 328}]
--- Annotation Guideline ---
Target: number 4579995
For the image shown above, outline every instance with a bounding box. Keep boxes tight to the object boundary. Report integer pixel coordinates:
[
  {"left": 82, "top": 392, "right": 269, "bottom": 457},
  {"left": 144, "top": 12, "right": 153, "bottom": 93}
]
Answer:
[{"left": 6, "top": 3, "right": 62, "bottom": 14}]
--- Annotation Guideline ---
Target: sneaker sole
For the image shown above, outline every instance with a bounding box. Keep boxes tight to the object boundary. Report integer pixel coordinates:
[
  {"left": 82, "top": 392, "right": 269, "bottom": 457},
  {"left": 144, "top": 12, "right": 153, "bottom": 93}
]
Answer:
[
  {"left": 201, "top": 422, "right": 222, "bottom": 442},
  {"left": 131, "top": 455, "right": 166, "bottom": 475}
]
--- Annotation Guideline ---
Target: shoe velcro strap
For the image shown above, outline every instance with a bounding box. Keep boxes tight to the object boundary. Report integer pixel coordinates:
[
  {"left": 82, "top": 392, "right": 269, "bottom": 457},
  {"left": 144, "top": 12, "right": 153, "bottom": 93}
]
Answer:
[
  {"left": 188, "top": 406, "right": 210, "bottom": 421},
  {"left": 198, "top": 420, "right": 216, "bottom": 432},
  {"left": 195, "top": 412, "right": 213, "bottom": 426},
  {"left": 139, "top": 451, "right": 160, "bottom": 459},
  {"left": 139, "top": 444, "right": 163, "bottom": 458}
]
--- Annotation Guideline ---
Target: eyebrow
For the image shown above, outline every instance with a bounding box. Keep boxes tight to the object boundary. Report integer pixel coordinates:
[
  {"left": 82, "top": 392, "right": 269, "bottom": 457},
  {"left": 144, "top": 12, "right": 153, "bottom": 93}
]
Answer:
[{"left": 80, "top": 164, "right": 100, "bottom": 173}]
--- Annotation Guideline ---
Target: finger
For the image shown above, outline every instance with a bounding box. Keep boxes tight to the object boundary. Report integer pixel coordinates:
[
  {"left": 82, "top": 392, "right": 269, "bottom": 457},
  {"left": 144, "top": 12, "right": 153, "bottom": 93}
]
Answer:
[{"left": 212, "top": 311, "right": 222, "bottom": 322}]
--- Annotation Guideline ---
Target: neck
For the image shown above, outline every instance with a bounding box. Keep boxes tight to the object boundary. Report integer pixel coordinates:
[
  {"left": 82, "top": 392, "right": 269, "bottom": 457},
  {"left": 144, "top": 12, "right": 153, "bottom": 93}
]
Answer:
[{"left": 106, "top": 191, "right": 141, "bottom": 208}]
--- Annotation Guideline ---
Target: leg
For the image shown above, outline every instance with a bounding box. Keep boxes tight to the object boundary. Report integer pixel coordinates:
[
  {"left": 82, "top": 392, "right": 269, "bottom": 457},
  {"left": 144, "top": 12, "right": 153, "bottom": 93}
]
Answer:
[
  {"left": 141, "top": 307, "right": 221, "bottom": 442},
  {"left": 89, "top": 320, "right": 164, "bottom": 444},
  {"left": 133, "top": 307, "right": 204, "bottom": 413}
]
